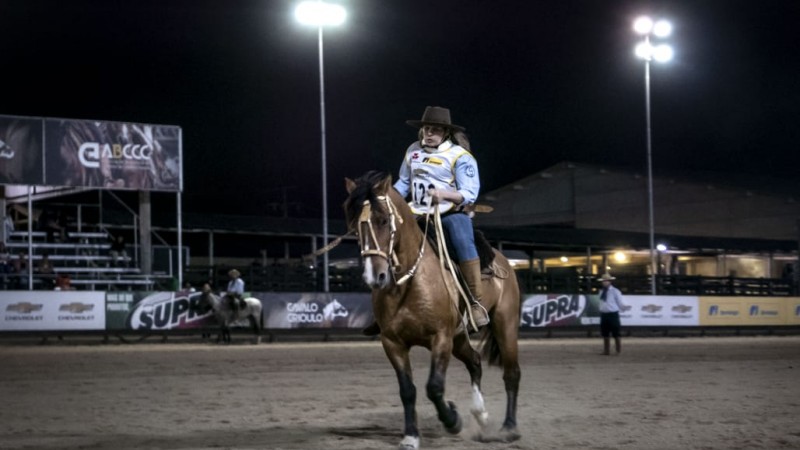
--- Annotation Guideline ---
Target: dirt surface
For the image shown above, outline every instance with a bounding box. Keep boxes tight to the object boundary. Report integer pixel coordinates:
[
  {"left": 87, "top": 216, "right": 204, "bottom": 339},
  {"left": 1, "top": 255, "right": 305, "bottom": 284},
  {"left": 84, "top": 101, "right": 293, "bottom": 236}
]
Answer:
[{"left": 1, "top": 335, "right": 799, "bottom": 450}]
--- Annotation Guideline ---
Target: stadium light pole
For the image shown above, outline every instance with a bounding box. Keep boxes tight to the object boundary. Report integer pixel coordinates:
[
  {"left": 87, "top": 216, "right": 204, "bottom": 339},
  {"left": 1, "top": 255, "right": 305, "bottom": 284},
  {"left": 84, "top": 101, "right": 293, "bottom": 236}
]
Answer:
[
  {"left": 633, "top": 16, "right": 673, "bottom": 296},
  {"left": 295, "top": 1, "right": 346, "bottom": 293}
]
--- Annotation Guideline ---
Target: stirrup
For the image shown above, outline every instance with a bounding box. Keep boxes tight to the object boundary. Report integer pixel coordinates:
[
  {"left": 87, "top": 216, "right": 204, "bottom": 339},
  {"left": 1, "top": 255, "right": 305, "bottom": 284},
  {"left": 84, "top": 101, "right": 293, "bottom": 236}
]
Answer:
[{"left": 469, "top": 302, "right": 489, "bottom": 330}]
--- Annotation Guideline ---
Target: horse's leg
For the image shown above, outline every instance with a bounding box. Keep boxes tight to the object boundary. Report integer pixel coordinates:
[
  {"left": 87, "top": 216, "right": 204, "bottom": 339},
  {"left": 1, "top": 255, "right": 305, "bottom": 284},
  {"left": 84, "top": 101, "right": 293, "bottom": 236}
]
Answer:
[
  {"left": 248, "top": 315, "right": 261, "bottom": 344},
  {"left": 427, "top": 332, "right": 461, "bottom": 434},
  {"left": 382, "top": 339, "right": 420, "bottom": 450},
  {"left": 452, "top": 330, "right": 488, "bottom": 428},
  {"left": 492, "top": 310, "right": 521, "bottom": 441}
]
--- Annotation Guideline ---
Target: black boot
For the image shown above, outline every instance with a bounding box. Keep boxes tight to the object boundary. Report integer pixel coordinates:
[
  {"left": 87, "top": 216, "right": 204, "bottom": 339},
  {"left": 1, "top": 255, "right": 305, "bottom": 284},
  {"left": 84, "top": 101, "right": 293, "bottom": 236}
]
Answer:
[{"left": 362, "top": 321, "right": 381, "bottom": 336}]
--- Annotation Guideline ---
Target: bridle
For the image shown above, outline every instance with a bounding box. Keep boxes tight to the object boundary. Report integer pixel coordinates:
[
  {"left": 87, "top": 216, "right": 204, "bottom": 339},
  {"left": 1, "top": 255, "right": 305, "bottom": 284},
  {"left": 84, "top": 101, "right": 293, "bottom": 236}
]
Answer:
[{"left": 356, "top": 195, "right": 426, "bottom": 286}]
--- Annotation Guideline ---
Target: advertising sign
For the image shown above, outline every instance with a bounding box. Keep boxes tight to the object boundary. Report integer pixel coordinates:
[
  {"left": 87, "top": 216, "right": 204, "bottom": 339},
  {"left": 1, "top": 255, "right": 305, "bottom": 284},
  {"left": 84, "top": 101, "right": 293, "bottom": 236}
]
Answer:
[
  {"left": 520, "top": 294, "right": 588, "bottom": 327},
  {"left": 261, "top": 292, "right": 372, "bottom": 329},
  {"left": 621, "top": 295, "right": 699, "bottom": 326},
  {"left": 106, "top": 290, "right": 215, "bottom": 331},
  {"left": 44, "top": 118, "right": 181, "bottom": 191},
  {"left": 788, "top": 298, "right": 800, "bottom": 326},
  {"left": 0, "top": 291, "right": 105, "bottom": 331},
  {"left": 699, "top": 297, "right": 788, "bottom": 326},
  {"left": 0, "top": 116, "right": 44, "bottom": 185}
]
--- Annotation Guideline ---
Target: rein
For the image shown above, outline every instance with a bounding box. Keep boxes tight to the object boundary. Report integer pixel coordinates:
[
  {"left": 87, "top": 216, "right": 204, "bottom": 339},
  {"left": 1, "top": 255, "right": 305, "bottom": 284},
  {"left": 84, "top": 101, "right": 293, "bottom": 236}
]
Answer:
[
  {"left": 357, "top": 195, "right": 426, "bottom": 286},
  {"left": 358, "top": 195, "right": 477, "bottom": 331}
]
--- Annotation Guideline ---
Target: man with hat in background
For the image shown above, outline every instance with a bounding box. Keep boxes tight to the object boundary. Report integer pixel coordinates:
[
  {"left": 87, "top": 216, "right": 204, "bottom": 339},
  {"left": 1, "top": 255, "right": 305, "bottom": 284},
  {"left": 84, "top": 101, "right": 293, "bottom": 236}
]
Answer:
[
  {"left": 226, "top": 268, "right": 246, "bottom": 316},
  {"left": 598, "top": 273, "right": 626, "bottom": 355},
  {"left": 362, "top": 106, "right": 489, "bottom": 336}
]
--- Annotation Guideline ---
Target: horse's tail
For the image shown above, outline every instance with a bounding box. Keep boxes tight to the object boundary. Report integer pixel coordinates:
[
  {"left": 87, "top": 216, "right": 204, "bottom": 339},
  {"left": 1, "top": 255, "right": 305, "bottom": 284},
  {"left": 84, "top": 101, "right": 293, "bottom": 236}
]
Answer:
[{"left": 478, "top": 327, "right": 503, "bottom": 367}]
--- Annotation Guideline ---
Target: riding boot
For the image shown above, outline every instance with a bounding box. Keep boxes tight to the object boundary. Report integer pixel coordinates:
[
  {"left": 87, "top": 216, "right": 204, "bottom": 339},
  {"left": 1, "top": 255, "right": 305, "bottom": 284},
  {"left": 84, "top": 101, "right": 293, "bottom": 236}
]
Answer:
[
  {"left": 459, "top": 258, "right": 489, "bottom": 330},
  {"left": 362, "top": 321, "right": 381, "bottom": 336}
]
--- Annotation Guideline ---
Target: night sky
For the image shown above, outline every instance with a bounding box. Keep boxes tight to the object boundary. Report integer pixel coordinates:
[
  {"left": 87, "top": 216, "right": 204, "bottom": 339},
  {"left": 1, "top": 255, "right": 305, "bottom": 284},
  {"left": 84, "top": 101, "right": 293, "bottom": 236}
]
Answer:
[{"left": 4, "top": 0, "right": 798, "bottom": 219}]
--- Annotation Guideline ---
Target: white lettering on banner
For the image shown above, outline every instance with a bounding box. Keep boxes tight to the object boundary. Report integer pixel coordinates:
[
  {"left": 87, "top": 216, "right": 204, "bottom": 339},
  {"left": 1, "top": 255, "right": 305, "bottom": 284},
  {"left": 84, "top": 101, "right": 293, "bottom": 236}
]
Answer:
[
  {"left": 285, "top": 302, "right": 323, "bottom": 323},
  {"left": 286, "top": 302, "right": 318, "bottom": 313},
  {"left": 78, "top": 142, "right": 153, "bottom": 169}
]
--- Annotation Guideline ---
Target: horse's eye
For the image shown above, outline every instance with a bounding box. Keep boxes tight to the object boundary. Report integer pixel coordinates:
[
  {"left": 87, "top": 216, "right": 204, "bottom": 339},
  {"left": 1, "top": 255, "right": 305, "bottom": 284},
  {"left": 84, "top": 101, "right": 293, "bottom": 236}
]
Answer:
[{"left": 378, "top": 217, "right": 388, "bottom": 227}]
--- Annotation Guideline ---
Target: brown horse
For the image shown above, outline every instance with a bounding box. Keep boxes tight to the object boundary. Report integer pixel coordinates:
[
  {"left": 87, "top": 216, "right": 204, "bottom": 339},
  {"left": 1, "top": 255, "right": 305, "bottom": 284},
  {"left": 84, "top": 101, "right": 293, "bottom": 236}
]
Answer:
[{"left": 344, "top": 171, "right": 521, "bottom": 449}]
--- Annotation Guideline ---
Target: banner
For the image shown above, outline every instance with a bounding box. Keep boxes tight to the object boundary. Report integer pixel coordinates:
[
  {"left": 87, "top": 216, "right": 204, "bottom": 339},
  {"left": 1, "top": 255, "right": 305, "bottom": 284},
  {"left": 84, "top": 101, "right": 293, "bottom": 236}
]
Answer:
[
  {"left": 260, "top": 292, "right": 373, "bottom": 329},
  {"left": 43, "top": 118, "right": 181, "bottom": 191},
  {"left": 699, "top": 297, "right": 790, "bottom": 326},
  {"left": 107, "top": 290, "right": 214, "bottom": 331},
  {"left": 521, "top": 294, "right": 700, "bottom": 328},
  {"left": 0, "top": 116, "right": 44, "bottom": 185},
  {"left": 0, "top": 291, "right": 105, "bottom": 331}
]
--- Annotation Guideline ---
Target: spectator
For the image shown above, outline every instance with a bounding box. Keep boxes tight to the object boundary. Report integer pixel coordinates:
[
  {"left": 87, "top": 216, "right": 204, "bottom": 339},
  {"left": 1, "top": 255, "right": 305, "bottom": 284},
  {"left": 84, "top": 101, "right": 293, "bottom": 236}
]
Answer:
[
  {"left": 597, "top": 273, "right": 626, "bottom": 356},
  {"left": 39, "top": 207, "right": 65, "bottom": 243},
  {"left": 11, "top": 252, "right": 28, "bottom": 289},
  {"left": 3, "top": 208, "right": 14, "bottom": 243},
  {"left": 0, "top": 244, "right": 10, "bottom": 288},
  {"left": 109, "top": 234, "right": 128, "bottom": 267},
  {"left": 55, "top": 272, "right": 73, "bottom": 291}
]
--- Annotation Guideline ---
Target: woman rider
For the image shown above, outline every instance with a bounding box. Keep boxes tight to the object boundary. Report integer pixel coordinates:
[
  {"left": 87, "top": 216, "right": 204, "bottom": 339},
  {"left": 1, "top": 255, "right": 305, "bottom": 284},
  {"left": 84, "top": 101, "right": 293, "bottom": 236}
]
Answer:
[{"left": 363, "top": 106, "right": 490, "bottom": 335}]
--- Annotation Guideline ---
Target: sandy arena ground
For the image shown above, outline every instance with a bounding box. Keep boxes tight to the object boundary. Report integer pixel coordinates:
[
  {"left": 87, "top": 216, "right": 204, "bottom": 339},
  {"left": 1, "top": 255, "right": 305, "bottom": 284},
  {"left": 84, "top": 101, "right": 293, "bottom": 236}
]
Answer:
[{"left": 1, "top": 334, "right": 799, "bottom": 450}]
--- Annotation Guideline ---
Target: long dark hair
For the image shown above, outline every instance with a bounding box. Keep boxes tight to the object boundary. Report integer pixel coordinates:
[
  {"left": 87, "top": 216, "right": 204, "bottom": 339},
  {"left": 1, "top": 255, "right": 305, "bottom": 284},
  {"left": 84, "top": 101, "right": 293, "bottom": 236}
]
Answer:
[{"left": 416, "top": 128, "right": 471, "bottom": 151}]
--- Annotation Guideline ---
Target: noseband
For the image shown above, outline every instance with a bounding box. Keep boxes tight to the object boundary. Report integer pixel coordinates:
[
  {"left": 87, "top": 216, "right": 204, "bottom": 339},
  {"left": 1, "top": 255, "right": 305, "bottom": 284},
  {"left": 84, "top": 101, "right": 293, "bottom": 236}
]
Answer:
[{"left": 356, "top": 195, "right": 425, "bottom": 286}]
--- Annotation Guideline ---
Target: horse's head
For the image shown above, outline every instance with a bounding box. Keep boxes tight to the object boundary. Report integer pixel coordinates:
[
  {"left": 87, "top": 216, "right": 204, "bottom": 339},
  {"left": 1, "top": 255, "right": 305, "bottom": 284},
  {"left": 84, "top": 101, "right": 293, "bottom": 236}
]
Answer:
[{"left": 344, "top": 171, "right": 404, "bottom": 290}]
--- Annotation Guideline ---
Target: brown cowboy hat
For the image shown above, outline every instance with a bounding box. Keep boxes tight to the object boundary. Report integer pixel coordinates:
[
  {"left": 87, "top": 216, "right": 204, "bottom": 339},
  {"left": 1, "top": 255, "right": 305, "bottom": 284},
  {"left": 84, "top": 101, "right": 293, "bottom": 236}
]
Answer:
[
  {"left": 406, "top": 106, "right": 465, "bottom": 132},
  {"left": 228, "top": 269, "right": 241, "bottom": 277}
]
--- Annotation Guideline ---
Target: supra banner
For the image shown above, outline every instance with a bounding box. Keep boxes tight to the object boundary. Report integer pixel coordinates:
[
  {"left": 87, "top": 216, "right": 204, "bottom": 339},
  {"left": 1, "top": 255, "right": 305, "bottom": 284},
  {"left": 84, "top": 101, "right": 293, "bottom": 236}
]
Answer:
[
  {"left": 107, "top": 290, "right": 215, "bottom": 331},
  {"left": 520, "top": 294, "right": 700, "bottom": 327}
]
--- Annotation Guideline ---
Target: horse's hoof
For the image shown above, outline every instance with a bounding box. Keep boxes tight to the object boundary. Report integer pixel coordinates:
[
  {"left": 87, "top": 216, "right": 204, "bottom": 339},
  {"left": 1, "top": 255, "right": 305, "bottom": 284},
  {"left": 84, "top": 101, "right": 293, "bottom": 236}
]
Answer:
[
  {"left": 398, "top": 435, "right": 419, "bottom": 449},
  {"left": 444, "top": 401, "right": 462, "bottom": 434},
  {"left": 499, "top": 426, "right": 521, "bottom": 442},
  {"left": 471, "top": 408, "right": 489, "bottom": 428}
]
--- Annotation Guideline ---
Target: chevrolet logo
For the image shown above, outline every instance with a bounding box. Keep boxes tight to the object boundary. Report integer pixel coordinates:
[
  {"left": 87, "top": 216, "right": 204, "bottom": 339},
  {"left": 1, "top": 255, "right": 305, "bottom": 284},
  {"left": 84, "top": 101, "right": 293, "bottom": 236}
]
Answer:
[
  {"left": 59, "top": 302, "right": 95, "bottom": 313},
  {"left": 641, "top": 304, "right": 663, "bottom": 313},
  {"left": 672, "top": 305, "right": 692, "bottom": 313},
  {"left": 6, "top": 302, "right": 44, "bottom": 314}
]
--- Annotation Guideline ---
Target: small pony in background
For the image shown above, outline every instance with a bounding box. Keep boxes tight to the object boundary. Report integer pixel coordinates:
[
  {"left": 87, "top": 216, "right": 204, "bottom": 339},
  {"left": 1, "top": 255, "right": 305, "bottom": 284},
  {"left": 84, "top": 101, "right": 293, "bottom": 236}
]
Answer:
[{"left": 198, "top": 283, "right": 262, "bottom": 344}]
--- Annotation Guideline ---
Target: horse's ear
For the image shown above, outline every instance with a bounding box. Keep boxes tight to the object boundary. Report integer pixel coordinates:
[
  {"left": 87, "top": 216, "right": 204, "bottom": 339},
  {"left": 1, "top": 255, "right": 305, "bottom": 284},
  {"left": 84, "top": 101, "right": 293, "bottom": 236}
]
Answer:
[
  {"left": 345, "top": 177, "right": 357, "bottom": 194},
  {"left": 374, "top": 174, "right": 393, "bottom": 195}
]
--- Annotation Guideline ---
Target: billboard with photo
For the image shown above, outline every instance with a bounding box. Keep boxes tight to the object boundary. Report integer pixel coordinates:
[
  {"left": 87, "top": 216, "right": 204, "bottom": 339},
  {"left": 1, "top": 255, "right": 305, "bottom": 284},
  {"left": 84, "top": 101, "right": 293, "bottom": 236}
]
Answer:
[
  {"left": 0, "top": 116, "right": 44, "bottom": 185},
  {"left": 44, "top": 119, "right": 182, "bottom": 191}
]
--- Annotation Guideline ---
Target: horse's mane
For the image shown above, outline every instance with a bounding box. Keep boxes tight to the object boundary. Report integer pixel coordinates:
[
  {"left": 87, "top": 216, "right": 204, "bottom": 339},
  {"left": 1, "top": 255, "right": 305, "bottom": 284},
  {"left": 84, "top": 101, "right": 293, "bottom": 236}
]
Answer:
[{"left": 344, "top": 170, "right": 392, "bottom": 229}]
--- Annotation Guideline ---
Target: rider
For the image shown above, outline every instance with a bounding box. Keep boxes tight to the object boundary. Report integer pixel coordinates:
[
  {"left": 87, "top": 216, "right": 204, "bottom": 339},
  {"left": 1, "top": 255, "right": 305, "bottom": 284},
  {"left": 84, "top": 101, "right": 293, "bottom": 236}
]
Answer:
[
  {"left": 226, "top": 268, "right": 245, "bottom": 315},
  {"left": 363, "top": 106, "right": 490, "bottom": 336}
]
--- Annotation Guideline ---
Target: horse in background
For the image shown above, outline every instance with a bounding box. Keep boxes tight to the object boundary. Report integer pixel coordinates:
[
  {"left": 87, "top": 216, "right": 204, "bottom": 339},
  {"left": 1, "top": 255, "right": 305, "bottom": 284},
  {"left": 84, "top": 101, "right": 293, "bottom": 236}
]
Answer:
[
  {"left": 343, "top": 171, "right": 522, "bottom": 449},
  {"left": 198, "top": 284, "right": 262, "bottom": 344}
]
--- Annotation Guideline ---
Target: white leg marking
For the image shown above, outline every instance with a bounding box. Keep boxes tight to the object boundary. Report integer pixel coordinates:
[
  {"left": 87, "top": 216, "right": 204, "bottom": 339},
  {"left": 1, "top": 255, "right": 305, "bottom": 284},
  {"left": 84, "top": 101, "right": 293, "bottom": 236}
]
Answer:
[
  {"left": 470, "top": 383, "right": 489, "bottom": 427},
  {"left": 398, "top": 435, "right": 419, "bottom": 450}
]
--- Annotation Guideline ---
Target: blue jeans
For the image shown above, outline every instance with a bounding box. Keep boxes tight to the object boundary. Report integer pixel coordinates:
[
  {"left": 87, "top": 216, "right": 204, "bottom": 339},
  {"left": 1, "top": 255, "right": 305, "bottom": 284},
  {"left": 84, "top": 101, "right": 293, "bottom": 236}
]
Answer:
[{"left": 441, "top": 212, "right": 478, "bottom": 262}]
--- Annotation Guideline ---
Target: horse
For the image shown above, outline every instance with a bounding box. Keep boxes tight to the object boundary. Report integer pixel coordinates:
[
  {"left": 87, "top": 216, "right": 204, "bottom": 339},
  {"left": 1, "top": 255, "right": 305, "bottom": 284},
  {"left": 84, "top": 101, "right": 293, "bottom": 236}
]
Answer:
[
  {"left": 343, "top": 171, "right": 521, "bottom": 449},
  {"left": 197, "top": 284, "right": 263, "bottom": 344}
]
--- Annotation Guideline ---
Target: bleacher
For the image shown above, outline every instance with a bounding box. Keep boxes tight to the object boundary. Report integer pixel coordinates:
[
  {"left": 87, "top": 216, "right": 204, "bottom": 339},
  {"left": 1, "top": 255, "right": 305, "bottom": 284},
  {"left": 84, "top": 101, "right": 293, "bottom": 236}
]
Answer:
[{"left": 4, "top": 229, "right": 161, "bottom": 291}]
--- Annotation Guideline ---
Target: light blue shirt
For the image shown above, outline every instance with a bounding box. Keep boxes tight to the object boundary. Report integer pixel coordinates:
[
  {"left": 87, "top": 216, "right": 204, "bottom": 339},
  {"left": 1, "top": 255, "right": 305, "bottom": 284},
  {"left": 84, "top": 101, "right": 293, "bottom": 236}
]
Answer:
[
  {"left": 227, "top": 278, "right": 244, "bottom": 296},
  {"left": 393, "top": 140, "right": 480, "bottom": 213},
  {"left": 599, "top": 285, "right": 625, "bottom": 313}
]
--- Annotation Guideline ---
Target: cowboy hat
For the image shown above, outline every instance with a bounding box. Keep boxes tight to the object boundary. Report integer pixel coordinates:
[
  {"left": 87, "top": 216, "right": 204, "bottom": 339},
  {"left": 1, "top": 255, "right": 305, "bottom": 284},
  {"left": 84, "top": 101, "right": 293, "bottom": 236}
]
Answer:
[
  {"left": 598, "top": 273, "right": 616, "bottom": 282},
  {"left": 406, "top": 106, "right": 465, "bottom": 132},
  {"left": 228, "top": 269, "right": 241, "bottom": 277}
]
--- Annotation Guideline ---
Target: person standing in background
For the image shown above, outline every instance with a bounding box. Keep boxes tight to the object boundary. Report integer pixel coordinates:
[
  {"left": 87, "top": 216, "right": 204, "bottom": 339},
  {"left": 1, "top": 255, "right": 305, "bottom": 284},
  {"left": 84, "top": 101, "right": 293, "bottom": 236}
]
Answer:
[{"left": 598, "top": 273, "right": 625, "bottom": 355}]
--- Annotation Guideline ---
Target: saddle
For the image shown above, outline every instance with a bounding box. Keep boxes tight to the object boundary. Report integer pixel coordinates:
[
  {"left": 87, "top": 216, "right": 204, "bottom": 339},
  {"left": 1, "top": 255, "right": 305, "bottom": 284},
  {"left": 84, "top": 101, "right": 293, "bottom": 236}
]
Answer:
[{"left": 417, "top": 218, "right": 508, "bottom": 280}]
